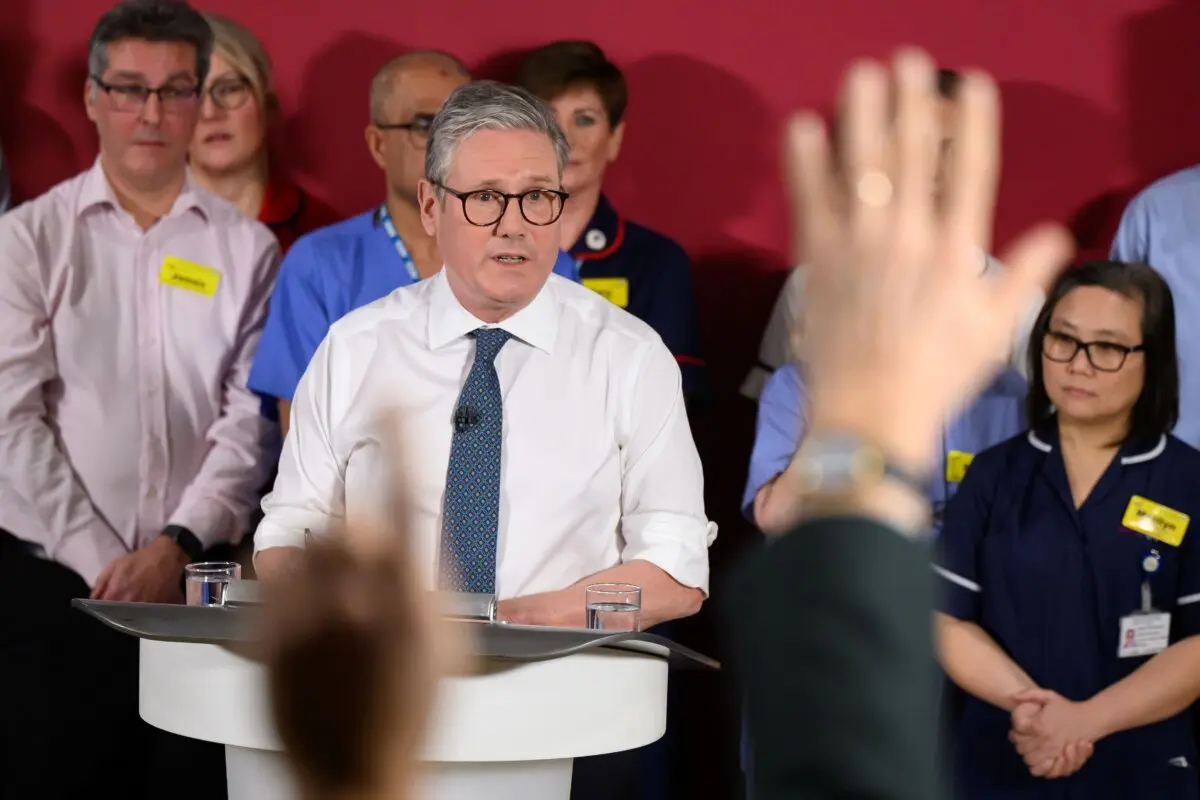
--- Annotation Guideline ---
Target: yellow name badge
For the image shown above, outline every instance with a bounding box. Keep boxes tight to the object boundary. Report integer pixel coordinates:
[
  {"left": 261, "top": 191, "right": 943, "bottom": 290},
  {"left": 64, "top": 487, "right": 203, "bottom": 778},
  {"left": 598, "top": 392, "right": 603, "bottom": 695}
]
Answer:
[
  {"left": 160, "top": 256, "right": 221, "bottom": 297},
  {"left": 1122, "top": 496, "right": 1190, "bottom": 547},
  {"left": 945, "top": 451, "right": 975, "bottom": 483},
  {"left": 582, "top": 277, "right": 629, "bottom": 309}
]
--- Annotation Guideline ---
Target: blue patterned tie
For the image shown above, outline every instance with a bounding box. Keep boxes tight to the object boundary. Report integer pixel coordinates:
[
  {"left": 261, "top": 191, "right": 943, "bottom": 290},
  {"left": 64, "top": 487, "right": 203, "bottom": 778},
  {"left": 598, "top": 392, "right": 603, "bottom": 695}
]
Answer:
[{"left": 439, "top": 327, "right": 511, "bottom": 593}]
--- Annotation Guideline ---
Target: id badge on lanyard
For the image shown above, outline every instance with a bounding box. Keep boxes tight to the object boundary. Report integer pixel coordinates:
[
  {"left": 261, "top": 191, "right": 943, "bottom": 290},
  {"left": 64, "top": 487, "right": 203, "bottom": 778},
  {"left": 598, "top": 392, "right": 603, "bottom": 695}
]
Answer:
[
  {"left": 1118, "top": 549, "right": 1171, "bottom": 658},
  {"left": 379, "top": 204, "right": 420, "bottom": 283}
]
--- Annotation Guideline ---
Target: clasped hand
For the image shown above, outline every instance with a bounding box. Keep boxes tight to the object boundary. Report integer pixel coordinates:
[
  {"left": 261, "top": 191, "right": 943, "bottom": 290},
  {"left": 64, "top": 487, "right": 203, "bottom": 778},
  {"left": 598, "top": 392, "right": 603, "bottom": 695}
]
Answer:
[{"left": 1008, "top": 688, "right": 1099, "bottom": 779}]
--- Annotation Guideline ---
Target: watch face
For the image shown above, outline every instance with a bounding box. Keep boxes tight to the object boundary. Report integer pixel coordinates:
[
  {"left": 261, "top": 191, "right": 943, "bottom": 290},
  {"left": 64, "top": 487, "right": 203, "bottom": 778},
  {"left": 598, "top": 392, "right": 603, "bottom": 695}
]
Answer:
[{"left": 798, "top": 435, "right": 884, "bottom": 491}]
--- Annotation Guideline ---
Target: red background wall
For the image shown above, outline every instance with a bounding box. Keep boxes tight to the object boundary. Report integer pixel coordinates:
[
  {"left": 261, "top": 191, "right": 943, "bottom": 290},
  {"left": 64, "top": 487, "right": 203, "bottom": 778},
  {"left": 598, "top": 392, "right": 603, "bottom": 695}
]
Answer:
[{"left": 4, "top": 0, "right": 1200, "bottom": 791}]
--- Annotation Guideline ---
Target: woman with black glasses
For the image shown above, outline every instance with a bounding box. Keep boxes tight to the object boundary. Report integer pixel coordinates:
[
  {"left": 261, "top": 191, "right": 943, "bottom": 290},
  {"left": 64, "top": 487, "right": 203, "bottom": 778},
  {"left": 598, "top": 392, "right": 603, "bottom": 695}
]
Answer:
[
  {"left": 934, "top": 260, "right": 1200, "bottom": 799},
  {"left": 188, "top": 13, "right": 333, "bottom": 252}
]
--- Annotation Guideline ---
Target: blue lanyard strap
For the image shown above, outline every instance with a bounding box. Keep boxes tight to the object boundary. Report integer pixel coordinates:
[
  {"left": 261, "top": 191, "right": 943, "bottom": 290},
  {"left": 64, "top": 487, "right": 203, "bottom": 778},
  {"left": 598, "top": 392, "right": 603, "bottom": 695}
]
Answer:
[{"left": 378, "top": 204, "right": 421, "bottom": 283}]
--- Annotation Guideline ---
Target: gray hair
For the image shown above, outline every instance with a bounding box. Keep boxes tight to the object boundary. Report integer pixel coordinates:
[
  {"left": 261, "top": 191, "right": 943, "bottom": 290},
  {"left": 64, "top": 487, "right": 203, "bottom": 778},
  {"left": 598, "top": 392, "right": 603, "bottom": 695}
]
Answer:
[
  {"left": 425, "top": 80, "right": 569, "bottom": 190},
  {"left": 368, "top": 50, "right": 470, "bottom": 124},
  {"left": 87, "top": 0, "right": 213, "bottom": 85}
]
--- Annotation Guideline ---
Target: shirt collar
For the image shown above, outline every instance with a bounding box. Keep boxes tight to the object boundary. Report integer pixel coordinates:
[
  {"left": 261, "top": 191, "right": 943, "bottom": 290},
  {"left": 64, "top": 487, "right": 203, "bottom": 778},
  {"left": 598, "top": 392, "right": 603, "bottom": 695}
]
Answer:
[
  {"left": 77, "top": 157, "right": 208, "bottom": 221},
  {"left": 1026, "top": 420, "right": 1167, "bottom": 465},
  {"left": 426, "top": 269, "right": 559, "bottom": 355},
  {"left": 570, "top": 194, "right": 626, "bottom": 260}
]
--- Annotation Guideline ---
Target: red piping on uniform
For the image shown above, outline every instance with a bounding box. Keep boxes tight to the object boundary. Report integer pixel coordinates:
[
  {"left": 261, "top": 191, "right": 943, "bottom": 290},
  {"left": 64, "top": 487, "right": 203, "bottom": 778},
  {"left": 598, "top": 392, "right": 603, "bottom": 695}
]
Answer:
[
  {"left": 675, "top": 354, "right": 706, "bottom": 366},
  {"left": 574, "top": 217, "right": 627, "bottom": 260}
]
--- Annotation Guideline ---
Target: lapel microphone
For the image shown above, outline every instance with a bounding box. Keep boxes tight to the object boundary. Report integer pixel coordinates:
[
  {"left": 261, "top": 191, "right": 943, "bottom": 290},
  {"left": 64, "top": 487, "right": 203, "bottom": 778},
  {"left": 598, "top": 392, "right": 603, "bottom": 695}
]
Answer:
[{"left": 454, "top": 405, "right": 480, "bottom": 433}]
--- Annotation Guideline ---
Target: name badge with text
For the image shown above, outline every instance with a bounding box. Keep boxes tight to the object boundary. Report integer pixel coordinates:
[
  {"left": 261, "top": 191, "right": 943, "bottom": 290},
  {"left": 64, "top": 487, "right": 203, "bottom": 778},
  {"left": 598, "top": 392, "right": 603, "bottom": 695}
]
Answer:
[
  {"left": 160, "top": 256, "right": 221, "bottom": 297},
  {"left": 582, "top": 277, "right": 629, "bottom": 309},
  {"left": 1122, "top": 496, "right": 1189, "bottom": 547}
]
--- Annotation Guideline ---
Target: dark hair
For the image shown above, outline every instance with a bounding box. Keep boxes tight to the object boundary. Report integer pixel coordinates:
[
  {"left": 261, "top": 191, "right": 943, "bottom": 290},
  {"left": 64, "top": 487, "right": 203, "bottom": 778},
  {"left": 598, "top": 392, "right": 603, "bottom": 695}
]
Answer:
[
  {"left": 515, "top": 40, "right": 628, "bottom": 126},
  {"left": 88, "top": 0, "right": 213, "bottom": 85},
  {"left": 936, "top": 68, "right": 961, "bottom": 101},
  {"left": 1026, "top": 260, "right": 1179, "bottom": 440}
]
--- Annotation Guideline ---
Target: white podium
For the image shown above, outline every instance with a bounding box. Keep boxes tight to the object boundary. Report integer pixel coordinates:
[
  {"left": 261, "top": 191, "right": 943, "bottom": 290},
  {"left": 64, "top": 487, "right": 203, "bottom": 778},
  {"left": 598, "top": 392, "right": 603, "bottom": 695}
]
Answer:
[{"left": 73, "top": 597, "right": 718, "bottom": 800}]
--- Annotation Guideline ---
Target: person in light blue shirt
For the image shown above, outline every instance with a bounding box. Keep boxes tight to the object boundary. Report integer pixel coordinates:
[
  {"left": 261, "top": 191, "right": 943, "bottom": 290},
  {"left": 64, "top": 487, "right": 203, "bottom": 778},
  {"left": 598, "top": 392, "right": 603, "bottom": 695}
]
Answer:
[
  {"left": 1111, "top": 165, "right": 1200, "bottom": 448},
  {"left": 742, "top": 362, "right": 1028, "bottom": 537},
  {"left": 248, "top": 51, "right": 579, "bottom": 432}
]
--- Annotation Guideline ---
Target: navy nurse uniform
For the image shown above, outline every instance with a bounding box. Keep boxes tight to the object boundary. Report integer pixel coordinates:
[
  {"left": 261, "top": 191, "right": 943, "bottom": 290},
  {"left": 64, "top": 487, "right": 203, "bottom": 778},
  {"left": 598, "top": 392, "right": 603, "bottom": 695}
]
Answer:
[
  {"left": 570, "top": 195, "right": 707, "bottom": 404},
  {"left": 935, "top": 421, "right": 1200, "bottom": 799}
]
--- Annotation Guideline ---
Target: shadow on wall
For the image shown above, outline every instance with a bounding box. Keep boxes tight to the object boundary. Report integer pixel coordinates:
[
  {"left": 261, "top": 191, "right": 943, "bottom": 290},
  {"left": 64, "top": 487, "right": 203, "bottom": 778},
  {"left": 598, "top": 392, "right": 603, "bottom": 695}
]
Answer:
[
  {"left": 1070, "top": 0, "right": 1200, "bottom": 260},
  {"left": 276, "top": 31, "right": 410, "bottom": 217},
  {"left": 616, "top": 53, "right": 784, "bottom": 386},
  {"left": 0, "top": 0, "right": 79, "bottom": 204},
  {"left": 1122, "top": 0, "right": 1200, "bottom": 183},
  {"left": 994, "top": 80, "right": 1120, "bottom": 260}
]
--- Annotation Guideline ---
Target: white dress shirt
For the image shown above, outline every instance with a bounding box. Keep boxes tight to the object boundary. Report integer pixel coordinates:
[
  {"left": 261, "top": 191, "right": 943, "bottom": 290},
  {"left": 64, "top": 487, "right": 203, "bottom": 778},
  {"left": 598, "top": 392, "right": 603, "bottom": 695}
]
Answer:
[
  {"left": 255, "top": 270, "right": 716, "bottom": 598},
  {"left": 740, "top": 254, "right": 1044, "bottom": 398},
  {"left": 0, "top": 159, "right": 280, "bottom": 585}
]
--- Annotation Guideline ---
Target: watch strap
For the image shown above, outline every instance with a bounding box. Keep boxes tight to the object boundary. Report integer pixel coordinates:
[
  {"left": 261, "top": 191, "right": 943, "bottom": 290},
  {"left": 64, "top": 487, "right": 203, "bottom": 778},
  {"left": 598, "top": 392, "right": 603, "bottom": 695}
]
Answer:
[{"left": 162, "top": 524, "right": 204, "bottom": 561}]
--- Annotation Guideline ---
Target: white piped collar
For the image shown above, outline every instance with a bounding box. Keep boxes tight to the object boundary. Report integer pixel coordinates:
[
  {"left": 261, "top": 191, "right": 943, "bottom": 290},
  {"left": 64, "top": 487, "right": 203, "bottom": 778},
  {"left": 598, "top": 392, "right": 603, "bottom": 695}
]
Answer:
[{"left": 1026, "top": 430, "right": 1167, "bottom": 464}]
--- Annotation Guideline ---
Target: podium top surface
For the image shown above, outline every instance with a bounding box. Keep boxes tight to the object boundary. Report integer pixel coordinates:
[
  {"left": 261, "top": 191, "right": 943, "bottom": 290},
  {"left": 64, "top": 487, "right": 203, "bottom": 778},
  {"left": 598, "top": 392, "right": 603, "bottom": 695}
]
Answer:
[{"left": 72, "top": 599, "right": 719, "bottom": 671}]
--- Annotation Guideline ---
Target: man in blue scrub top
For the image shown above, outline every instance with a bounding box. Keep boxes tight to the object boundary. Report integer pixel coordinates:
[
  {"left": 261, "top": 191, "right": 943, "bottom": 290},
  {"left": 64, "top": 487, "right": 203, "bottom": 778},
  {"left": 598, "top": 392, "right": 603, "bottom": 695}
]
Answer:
[
  {"left": 1111, "top": 167, "right": 1200, "bottom": 448},
  {"left": 249, "top": 51, "right": 579, "bottom": 432}
]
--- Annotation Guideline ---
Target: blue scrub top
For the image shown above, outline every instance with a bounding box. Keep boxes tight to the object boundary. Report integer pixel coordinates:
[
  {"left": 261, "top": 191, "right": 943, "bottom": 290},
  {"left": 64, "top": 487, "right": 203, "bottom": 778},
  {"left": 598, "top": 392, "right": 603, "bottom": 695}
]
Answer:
[
  {"left": 935, "top": 423, "right": 1200, "bottom": 799},
  {"left": 248, "top": 208, "right": 580, "bottom": 402},
  {"left": 1112, "top": 166, "right": 1200, "bottom": 449},
  {"left": 742, "top": 363, "right": 1027, "bottom": 535},
  {"left": 571, "top": 194, "right": 707, "bottom": 403}
]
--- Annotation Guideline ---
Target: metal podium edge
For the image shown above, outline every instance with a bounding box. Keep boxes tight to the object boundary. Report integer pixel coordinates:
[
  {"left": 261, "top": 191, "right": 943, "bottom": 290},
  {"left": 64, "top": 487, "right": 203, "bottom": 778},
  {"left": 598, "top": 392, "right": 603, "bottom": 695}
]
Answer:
[{"left": 72, "top": 599, "right": 720, "bottom": 670}]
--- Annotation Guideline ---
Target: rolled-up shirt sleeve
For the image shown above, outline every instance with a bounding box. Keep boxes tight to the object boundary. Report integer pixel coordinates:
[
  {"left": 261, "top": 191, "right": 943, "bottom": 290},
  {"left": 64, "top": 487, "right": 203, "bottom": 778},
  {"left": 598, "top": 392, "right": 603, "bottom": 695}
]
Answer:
[
  {"left": 0, "top": 213, "right": 127, "bottom": 585},
  {"left": 616, "top": 337, "right": 715, "bottom": 595},
  {"left": 169, "top": 230, "right": 280, "bottom": 549},
  {"left": 253, "top": 328, "right": 346, "bottom": 555},
  {"left": 933, "top": 452, "right": 996, "bottom": 622}
]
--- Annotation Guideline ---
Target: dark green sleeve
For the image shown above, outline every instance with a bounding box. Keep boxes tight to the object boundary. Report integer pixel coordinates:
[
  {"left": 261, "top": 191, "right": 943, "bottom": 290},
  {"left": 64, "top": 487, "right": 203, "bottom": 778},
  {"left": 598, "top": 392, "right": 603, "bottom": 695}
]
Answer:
[{"left": 724, "top": 515, "right": 941, "bottom": 800}]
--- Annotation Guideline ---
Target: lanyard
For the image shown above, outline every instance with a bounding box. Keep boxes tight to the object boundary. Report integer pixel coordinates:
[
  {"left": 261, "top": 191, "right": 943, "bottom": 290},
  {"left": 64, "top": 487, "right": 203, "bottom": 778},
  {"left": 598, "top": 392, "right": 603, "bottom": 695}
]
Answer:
[{"left": 378, "top": 204, "right": 420, "bottom": 283}]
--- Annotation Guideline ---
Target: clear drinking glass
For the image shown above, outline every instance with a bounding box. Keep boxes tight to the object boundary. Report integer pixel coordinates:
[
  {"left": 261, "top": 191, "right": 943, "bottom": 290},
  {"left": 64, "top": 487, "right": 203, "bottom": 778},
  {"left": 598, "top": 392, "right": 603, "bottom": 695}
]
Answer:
[
  {"left": 585, "top": 583, "right": 642, "bottom": 632},
  {"left": 185, "top": 562, "right": 241, "bottom": 607}
]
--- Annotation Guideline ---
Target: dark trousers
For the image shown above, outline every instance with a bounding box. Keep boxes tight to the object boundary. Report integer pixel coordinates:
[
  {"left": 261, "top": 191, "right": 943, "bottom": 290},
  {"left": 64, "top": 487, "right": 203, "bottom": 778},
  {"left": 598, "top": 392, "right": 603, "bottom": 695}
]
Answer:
[{"left": 0, "top": 530, "right": 228, "bottom": 800}]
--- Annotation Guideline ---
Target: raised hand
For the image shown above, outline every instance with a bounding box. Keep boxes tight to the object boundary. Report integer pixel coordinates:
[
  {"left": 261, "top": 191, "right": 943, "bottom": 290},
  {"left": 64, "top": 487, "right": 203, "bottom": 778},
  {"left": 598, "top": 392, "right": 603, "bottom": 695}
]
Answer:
[
  {"left": 785, "top": 49, "right": 1073, "bottom": 472},
  {"left": 258, "top": 414, "right": 468, "bottom": 799}
]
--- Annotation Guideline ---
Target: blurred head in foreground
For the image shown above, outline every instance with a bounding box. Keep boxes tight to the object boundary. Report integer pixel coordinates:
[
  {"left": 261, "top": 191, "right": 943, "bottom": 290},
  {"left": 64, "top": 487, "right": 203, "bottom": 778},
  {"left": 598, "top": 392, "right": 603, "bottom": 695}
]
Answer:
[{"left": 261, "top": 513, "right": 466, "bottom": 800}]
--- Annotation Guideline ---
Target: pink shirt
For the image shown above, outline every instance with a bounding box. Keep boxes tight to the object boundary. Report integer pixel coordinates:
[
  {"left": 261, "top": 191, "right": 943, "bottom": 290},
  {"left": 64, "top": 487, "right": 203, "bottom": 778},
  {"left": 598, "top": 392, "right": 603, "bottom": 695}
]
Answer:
[{"left": 0, "top": 159, "right": 281, "bottom": 586}]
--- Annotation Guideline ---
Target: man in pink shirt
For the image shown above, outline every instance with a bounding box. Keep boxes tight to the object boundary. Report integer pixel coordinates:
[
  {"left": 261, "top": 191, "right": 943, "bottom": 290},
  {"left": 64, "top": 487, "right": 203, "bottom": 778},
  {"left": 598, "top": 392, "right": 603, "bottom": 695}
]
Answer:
[{"left": 0, "top": 1, "right": 279, "bottom": 797}]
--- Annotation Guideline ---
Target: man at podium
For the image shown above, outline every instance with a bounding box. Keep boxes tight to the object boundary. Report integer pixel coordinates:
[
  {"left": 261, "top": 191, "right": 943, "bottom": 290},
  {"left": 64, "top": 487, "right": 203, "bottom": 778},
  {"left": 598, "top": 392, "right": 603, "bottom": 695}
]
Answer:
[{"left": 252, "top": 80, "right": 716, "bottom": 632}]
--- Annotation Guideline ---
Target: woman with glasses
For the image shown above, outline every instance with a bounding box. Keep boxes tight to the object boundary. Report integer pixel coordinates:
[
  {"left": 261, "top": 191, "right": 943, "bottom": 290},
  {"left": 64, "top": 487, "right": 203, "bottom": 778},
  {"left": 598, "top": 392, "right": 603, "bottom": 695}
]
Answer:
[
  {"left": 934, "top": 260, "right": 1200, "bottom": 799},
  {"left": 189, "top": 13, "right": 331, "bottom": 252}
]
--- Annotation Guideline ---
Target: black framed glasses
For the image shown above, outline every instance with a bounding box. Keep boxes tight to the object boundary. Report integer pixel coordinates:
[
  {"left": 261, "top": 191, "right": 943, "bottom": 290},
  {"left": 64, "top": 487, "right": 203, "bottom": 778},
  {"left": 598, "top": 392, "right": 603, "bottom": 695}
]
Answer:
[
  {"left": 374, "top": 113, "right": 436, "bottom": 147},
  {"left": 435, "top": 183, "right": 569, "bottom": 227},
  {"left": 204, "top": 75, "right": 253, "bottom": 111},
  {"left": 91, "top": 75, "right": 200, "bottom": 113},
  {"left": 1042, "top": 330, "right": 1145, "bottom": 372}
]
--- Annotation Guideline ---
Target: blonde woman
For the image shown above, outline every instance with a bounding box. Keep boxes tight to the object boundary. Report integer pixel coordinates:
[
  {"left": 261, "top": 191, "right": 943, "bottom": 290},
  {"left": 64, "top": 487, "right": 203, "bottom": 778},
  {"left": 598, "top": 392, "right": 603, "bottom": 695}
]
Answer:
[{"left": 190, "top": 13, "right": 331, "bottom": 252}]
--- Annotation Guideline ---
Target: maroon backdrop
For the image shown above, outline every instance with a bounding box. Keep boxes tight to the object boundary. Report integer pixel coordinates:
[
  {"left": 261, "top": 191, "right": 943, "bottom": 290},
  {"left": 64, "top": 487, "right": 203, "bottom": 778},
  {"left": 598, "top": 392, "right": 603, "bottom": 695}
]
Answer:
[{"left": 3, "top": 1, "right": 1199, "bottom": 793}]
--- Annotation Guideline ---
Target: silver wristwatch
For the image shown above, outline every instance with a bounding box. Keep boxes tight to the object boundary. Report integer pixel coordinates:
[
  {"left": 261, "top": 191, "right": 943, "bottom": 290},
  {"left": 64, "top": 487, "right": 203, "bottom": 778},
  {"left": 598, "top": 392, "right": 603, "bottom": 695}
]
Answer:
[{"left": 792, "top": 433, "right": 928, "bottom": 495}]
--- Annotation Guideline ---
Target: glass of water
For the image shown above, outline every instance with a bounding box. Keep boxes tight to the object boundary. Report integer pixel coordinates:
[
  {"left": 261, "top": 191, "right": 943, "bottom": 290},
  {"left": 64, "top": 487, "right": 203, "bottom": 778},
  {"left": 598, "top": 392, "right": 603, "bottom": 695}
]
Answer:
[
  {"left": 585, "top": 583, "right": 641, "bottom": 632},
  {"left": 185, "top": 562, "right": 241, "bottom": 607}
]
